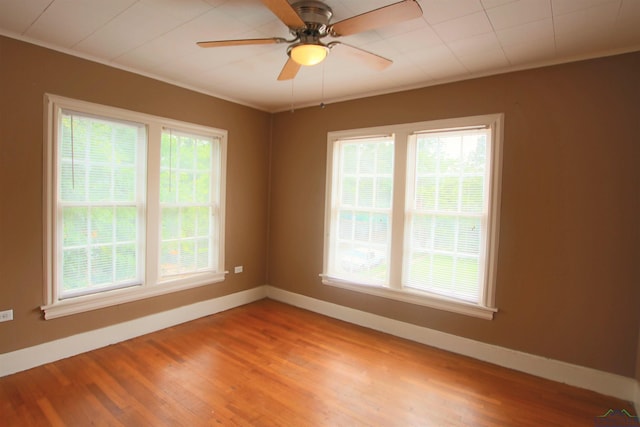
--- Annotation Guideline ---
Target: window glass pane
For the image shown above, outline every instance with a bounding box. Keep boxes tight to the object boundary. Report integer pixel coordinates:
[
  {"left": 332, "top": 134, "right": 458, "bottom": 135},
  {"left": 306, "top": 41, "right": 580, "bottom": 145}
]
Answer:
[
  {"left": 439, "top": 137, "right": 461, "bottom": 173},
  {"left": 357, "top": 177, "right": 374, "bottom": 207},
  {"left": 181, "top": 207, "right": 197, "bottom": 237},
  {"left": 58, "top": 111, "right": 144, "bottom": 298},
  {"left": 462, "top": 134, "right": 486, "bottom": 173},
  {"left": 114, "top": 166, "right": 136, "bottom": 201},
  {"left": 160, "top": 129, "right": 217, "bottom": 278},
  {"left": 354, "top": 212, "right": 372, "bottom": 242},
  {"left": 62, "top": 248, "right": 88, "bottom": 292},
  {"left": 371, "top": 213, "right": 390, "bottom": 244},
  {"left": 342, "top": 144, "right": 358, "bottom": 173},
  {"left": 410, "top": 214, "right": 433, "bottom": 250},
  {"left": 375, "top": 177, "right": 393, "bottom": 209},
  {"left": 196, "top": 238, "right": 211, "bottom": 269},
  {"left": 162, "top": 207, "right": 180, "bottom": 240},
  {"left": 115, "top": 207, "right": 137, "bottom": 243},
  {"left": 115, "top": 244, "right": 137, "bottom": 282},
  {"left": 160, "top": 241, "right": 179, "bottom": 275},
  {"left": 433, "top": 215, "right": 456, "bottom": 252},
  {"left": 407, "top": 252, "right": 431, "bottom": 286},
  {"left": 178, "top": 136, "right": 195, "bottom": 169},
  {"left": 60, "top": 162, "right": 86, "bottom": 201},
  {"left": 359, "top": 145, "right": 375, "bottom": 174},
  {"left": 376, "top": 143, "right": 393, "bottom": 174},
  {"left": 338, "top": 211, "right": 354, "bottom": 240},
  {"left": 341, "top": 177, "right": 356, "bottom": 205},
  {"left": 415, "top": 176, "right": 436, "bottom": 210},
  {"left": 180, "top": 241, "right": 196, "bottom": 271},
  {"left": 437, "top": 176, "right": 459, "bottom": 211},
  {"left": 195, "top": 173, "right": 211, "bottom": 203},
  {"left": 178, "top": 172, "right": 195, "bottom": 203},
  {"left": 457, "top": 217, "right": 481, "bottom": 255},
  {"left": 456, "top": 256, "right": 480, "bottom": 298},
  {"left": 417, "top": 139, "right": 437, "bottom": 174},
  {"left": 432, "top": 254, "right": 453, "bottom": 288},
  {"left": 159, "top": 169, "right": 176, "bottom": 204},
  {"left": 461, "top": 176, "right": 484, "bottom": 213},
  {"left": 90, "top": 246, "right": 114, "bottom": 286},
  {"left": 87, "top": 165, "right": 112, "bottom": 201},
  {"left": 196, "top": 207, "right": 211, "bottom": 236},
  {"left": 196, "top": 142, "right": 212, "bottom": 170},
  {"left": 63, "top": 207, "right": 88, "bottom": 247},
  {"left": 90, "top": 207, "right": 114, "bottom": 244}
]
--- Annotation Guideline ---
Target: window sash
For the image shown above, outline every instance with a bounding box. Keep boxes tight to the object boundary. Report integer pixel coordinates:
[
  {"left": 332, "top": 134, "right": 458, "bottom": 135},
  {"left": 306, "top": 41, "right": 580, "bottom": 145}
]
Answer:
[
  {"left": 403, "top": 128, "right": 492, "bottom": 304},
  {"left": 327, "top": 136, "right": 394, "bottom": 286},
  {"left": 159, "top": 128, "right": 221, "bottom": 279},
  {"left": 56, "top": 110, "right": 147, "bottom": 299}
]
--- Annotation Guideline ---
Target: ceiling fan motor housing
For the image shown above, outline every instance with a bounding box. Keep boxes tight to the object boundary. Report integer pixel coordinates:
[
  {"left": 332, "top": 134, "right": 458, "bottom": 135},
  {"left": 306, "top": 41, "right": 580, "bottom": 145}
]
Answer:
[{"left": 291, "top": 1, "right": 333, "bottom": 35}]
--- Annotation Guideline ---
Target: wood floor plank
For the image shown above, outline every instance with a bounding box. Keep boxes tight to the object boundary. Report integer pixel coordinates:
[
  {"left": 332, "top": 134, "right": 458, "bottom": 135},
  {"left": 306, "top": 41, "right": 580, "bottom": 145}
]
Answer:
[{"left": 0, "top": 299, "right": 635, "bottom": 426}]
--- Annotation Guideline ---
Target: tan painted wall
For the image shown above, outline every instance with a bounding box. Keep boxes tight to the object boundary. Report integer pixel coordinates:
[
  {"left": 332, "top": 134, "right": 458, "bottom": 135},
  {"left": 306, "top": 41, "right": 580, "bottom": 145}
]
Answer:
[
  {"left": 0, "top": 36, "right": 271, "bottom": 354},
  {"left": 269, "top": 52, "right": 640, "bottom": 377}
]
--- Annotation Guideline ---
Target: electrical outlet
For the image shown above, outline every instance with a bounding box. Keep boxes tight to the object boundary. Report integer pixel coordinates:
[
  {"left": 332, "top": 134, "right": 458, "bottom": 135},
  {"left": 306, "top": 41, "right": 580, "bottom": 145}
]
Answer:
[
  {"left": 0, "top": 310, "right": 13, "bottom": 322},
  {"left": 234, "top": 266, "right": 243, "bottom": 274}
]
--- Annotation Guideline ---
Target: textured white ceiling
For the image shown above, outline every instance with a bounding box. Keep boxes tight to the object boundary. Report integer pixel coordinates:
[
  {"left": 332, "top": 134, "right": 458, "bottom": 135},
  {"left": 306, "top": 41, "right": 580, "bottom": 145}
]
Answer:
[{"left": 1, "top": 0, "right": 639, "bottom": 112}]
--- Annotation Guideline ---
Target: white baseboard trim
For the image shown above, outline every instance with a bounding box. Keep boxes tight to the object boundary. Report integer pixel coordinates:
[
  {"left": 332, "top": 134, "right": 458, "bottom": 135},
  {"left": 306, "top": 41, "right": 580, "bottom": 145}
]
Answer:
[
  {"left": 0, "top": 286, "right": 267, "bottom": 378},
  {"left": 635, "top": 381, "right": 640, "bottom": 415},
  {"left": 265, "top": 286, "right": 636, "bottom": 403}
]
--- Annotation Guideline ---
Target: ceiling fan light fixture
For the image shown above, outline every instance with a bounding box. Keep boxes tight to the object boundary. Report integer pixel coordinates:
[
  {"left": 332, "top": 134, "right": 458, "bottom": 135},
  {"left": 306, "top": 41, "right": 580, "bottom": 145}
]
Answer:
[{"left": 290, "top": 43, "right": 328, "bottom": 66}]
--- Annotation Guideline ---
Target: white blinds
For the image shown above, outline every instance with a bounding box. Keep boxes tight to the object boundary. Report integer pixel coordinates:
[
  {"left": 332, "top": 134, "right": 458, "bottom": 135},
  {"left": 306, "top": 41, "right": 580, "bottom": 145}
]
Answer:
[
  {"left": 58, "top": 110, "right": 145, "bottom": 298},
  {"left": 159, "top": 128, "right": 219, "bottom": 278},
  {"left": 404, "top": 128, "right": 490, "bottom": 303}
]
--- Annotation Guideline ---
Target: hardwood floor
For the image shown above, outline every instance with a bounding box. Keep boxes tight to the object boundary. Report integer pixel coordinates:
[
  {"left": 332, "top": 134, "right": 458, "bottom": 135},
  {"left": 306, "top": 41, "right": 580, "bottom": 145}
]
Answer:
[{"left": 0, "top": 299, "right": 635, "bottom": 426}]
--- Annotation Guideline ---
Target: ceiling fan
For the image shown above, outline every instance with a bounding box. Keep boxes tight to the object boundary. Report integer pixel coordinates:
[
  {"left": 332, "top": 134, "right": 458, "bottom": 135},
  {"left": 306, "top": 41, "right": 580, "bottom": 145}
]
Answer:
[{"left": 197, "top": 0, "right": 423, "bottom": 80}]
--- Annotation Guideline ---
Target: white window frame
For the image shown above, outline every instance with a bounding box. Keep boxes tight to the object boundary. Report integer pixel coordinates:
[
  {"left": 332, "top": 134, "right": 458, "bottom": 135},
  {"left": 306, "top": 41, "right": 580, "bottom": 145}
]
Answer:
[
  {"left": 322, "top": 114, "right": 503, "bottom": 319},
  {"left": 42, "top": 94, "right": 227, "bottom": 319}
]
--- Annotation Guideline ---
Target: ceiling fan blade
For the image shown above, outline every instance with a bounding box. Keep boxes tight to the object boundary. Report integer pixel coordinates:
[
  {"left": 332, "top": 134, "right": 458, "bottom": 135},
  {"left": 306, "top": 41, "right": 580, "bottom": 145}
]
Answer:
[
  {"left": 197, "top": 37, "right": 286, "bottom": 48},
  {"left": 330, "top": 0, "right": 423, "bottom": 37},
  {"left": 260, "top": 0, "right": 306, "bottom": 29},
  {"left": 331, "top": 43, "right": 392, "bottom": 71},
  {"left": 277, "top": 57, "right": 301, "bottom": 80}
]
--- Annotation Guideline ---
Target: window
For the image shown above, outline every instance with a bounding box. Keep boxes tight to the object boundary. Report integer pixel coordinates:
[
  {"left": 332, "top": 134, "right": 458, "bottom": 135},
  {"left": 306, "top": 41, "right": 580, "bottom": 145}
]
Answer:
[
  {"left": 322, "top": 114, "right": 503, "bottom": 319},
  {"left": 43, "top": 95, "right": 227, "bottom": 319}
]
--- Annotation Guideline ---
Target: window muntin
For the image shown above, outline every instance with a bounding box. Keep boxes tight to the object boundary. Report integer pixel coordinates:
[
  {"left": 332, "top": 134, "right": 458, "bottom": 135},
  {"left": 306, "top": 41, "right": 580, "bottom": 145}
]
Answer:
[
  {"left": 44, "top": 95, "right": 227, "bottom": 319},
  {"left": 323, "top": 115, "right": 502, "bottom": 319}
]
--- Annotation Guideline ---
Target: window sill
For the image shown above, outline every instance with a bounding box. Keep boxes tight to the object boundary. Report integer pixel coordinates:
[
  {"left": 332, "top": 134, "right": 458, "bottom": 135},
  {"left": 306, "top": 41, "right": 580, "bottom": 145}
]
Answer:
[
  {"left": 41, "top": 272, "right": 227, "bottom": 320},
  {"left": 320, "top": 275, "right": 497, "bottom": 320}
]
